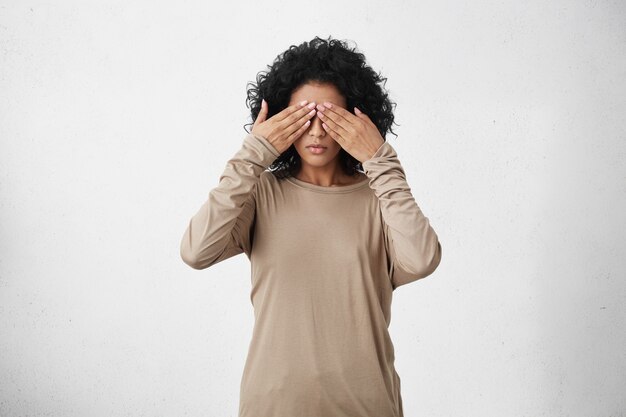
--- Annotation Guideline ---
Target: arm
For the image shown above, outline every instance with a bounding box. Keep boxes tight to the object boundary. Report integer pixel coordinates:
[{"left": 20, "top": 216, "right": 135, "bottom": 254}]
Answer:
[
  {"left": 362, "top": 140, "right": 442, "bottom": 289},
  {"left": 180, "top": 132, "right": 280, "bottom": 270}
]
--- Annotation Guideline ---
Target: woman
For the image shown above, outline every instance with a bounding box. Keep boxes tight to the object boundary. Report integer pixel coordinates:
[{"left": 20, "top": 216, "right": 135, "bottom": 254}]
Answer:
[{"left": 180, "top": 36, "right": 442, "bottom": 417}]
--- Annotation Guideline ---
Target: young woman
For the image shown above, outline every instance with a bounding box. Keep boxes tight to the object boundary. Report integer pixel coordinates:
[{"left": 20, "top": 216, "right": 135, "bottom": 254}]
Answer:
[{"left": 180, "top": 36, "right": 442, "bottom": 417}]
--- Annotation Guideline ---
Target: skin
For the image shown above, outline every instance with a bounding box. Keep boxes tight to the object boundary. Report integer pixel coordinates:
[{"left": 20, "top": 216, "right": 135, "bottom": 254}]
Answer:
[
  {"left": 252, "top": 81, "right": 386, "bottom": 187},
  {"left": 291, "top": 81, "right": 387, "bottom": 187},
  {"left": 251, "top": 98, "right": 318, "bottom": 155},
  {"left": 289, "top": 82, "right": 360, "bottom": 186}
]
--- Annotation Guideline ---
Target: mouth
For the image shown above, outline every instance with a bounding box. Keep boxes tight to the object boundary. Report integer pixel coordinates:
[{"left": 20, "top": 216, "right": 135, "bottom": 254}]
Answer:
[{"left": 306, "top": 145, "right": 328, "bottom": 154}]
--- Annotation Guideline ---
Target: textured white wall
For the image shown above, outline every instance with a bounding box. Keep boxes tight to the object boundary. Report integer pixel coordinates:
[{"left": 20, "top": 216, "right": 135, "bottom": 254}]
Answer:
[{"left": 1, "top": 0, "right": 624, "bottom": 416}]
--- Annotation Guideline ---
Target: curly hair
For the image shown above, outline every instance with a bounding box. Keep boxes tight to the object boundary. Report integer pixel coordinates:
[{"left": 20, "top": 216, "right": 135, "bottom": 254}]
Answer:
[{"left": 244, "top": 35, "right": 399, "bottom": 179}]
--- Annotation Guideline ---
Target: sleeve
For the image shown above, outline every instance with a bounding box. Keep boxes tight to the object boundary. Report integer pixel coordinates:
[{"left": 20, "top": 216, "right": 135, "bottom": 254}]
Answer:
[
  {"left": 362, "top": 140, "right": 443, "bottom": 290},
  {"left": 180, "top": 132, "right": 281, "bottom": 270}
]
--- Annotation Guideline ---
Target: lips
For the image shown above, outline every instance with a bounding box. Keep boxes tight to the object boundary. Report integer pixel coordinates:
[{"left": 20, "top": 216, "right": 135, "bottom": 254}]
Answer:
[{"left": 306, "top": 145, "right": 327, "bottom": 155}]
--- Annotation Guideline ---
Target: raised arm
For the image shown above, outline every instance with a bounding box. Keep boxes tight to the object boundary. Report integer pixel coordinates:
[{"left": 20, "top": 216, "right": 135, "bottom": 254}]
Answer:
[
  {"left": 362, "top": 140, "right": 442, "bottom": 290},
  {"left": 180, "top": 132, "right": 280, "bottom": 270}
]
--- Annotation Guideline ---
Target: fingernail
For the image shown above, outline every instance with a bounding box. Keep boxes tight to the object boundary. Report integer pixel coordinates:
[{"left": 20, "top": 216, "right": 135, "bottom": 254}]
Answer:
[
  {"left": 299, "top": 100, "right": 308, "bottom": 106},
  {"left": 307, "top": 102, "right": 316, "bottom": 109},
  {"left": 323, "top": 102, "right": 332, "bottom": 108}
]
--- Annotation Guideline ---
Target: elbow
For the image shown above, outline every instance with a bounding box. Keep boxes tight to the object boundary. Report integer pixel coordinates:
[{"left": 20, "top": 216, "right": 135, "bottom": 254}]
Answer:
[
  {"left": 180, "top": 225, "right": 218, "bottom": 270},
  {"left": 398, "top": 240, "right": 443, "bottom": 279},
  {"left": 180, "top": 240, "right": 209, "bottom": 270},
  {"left": 181, "top": 248, "right": 203, "bottom": 270},
  {"left": 180, "top": 239, "right": 225, "bottom": 271},
  {"left": 422, "top": 241, "right": 442, "bottom": 277}
]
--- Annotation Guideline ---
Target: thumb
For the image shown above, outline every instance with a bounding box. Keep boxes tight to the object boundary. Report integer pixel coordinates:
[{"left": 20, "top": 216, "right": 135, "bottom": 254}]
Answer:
[
  {"left": 255, "top": 99, "right": 268, "bottom": 125},
  {"left": 354, "top": 106, "right": 373, "bottom": 124}
]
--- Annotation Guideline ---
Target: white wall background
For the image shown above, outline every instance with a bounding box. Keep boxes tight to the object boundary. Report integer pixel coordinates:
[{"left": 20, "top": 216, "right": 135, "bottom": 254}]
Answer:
[{"left": 1, "top": 0, "right": 625, "bottom": 416}]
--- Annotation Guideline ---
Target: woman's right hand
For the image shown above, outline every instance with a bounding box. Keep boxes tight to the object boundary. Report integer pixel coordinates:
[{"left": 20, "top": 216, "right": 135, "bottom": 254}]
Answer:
[{"left": 251, "top": 99, "right": 317, "bottom": 154}]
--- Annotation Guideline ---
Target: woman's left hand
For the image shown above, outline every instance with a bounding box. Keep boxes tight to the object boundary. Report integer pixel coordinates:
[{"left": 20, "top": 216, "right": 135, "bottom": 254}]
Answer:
[{"left": 315, "top": 102, "right": 385, "bottom": 163}]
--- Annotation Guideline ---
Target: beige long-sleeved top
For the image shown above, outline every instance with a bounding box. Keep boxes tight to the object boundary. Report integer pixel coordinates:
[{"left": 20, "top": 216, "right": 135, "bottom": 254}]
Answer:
[{"left": 180, "top": 132, "right": 442, "bottom": 417}]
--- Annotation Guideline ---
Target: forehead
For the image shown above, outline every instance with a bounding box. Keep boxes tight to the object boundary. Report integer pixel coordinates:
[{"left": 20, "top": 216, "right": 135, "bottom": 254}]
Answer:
[{"left": 289, "top": 82, "right": 346, "bottom": 107}]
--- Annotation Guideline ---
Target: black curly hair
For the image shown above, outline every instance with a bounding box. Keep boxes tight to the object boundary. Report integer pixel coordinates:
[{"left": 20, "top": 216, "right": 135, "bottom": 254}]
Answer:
[{"left": 244, "top": 35, "right": 399, "bottom": 180}]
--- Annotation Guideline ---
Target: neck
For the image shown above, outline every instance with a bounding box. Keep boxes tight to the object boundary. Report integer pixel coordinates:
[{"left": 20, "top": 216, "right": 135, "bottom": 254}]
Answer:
[{"left": 295, "top": 163, "right": 362, "bottom": 187}]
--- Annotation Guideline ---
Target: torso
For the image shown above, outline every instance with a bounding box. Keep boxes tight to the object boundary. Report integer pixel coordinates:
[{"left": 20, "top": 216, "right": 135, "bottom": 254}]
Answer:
[
  {"left": 239, "top": 171, "right": 400, "bottom": 417},
  {"left": 344, "top": 172, "right": 368, "bottom": 185}
]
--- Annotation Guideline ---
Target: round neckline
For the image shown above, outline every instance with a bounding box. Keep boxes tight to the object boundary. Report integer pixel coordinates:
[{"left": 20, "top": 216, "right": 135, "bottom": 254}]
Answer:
[{"left": 284, "top": 175, "right": 370, "bottom": 193}]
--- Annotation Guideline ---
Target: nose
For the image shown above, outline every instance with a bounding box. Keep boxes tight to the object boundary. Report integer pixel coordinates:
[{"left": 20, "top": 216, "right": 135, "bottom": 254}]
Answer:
[{"left": 308, "top": 111, "right": 326, "bottom": 137}]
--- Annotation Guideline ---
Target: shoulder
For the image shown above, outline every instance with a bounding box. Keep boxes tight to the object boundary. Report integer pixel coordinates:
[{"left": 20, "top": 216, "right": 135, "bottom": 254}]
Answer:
[
  {"left": 259, "top": 170, "right": 277, "bottom": 186},
  {"left": 257, "top": 170, "right": 284, "bottom": 194}
]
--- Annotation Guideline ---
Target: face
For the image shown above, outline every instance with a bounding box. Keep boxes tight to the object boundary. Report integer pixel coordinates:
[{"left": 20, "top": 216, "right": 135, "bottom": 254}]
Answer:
[{"left": 288, "top": 82, "right": 347, "bottom": 171}]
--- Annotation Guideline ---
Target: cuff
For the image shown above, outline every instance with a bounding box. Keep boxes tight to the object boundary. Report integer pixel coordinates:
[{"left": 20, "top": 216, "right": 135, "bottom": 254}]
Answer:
[
  {"left": 361, "top": 140, "right": 399, "bottom": 176},
  {"left": 244, "top": 132, "right": 282, "bottom": 167}
]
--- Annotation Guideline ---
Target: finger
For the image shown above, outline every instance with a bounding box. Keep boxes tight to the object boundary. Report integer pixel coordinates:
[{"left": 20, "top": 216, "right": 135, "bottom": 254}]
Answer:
[
  {"left": 254, "top": 99, "right": 268, "bottom": 126},
  {"left": 321, "top": 101, "right": 358, "bottom": 126},
  {"left": 321, "top": 120, "right": 344, "bottom": 146},
  {"left": 354, "top": 106, "right": 376, "bottom": 127},
  {"left": 317, "top": 107, "right": 353, "bottom": 139},
  {"left": 274, "top": 100, "right": 310, "bottom": 123},
  {"left": 286, "top": 117, "right": 313, "bottom": 144},
  {"left": 279, "top": 103, "right": 316, "bottom": 137}
]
